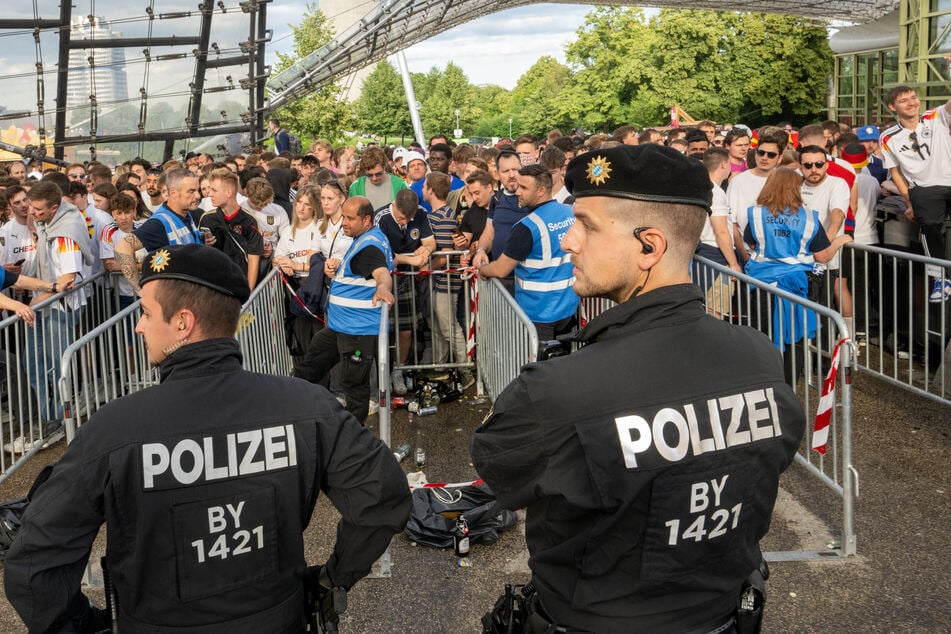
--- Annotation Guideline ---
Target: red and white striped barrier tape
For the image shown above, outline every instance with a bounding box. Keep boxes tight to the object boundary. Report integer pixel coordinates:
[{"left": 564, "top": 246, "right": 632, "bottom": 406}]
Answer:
[
  {"left": 409, "top": 478, "right": 484, "bottom": 491},
  {"left": 812, "top": 338, "right": 848, "bottom": 455}
]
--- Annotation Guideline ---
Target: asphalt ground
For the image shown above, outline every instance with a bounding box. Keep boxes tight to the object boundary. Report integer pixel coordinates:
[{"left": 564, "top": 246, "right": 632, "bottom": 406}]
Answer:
[{"left": 0, "top": 367, "right": 948, "bottom": 633}]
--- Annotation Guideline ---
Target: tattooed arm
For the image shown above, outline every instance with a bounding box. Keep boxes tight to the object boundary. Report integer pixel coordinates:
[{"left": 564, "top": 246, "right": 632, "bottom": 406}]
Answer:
[{"left": 115, "top": 233, "right": 145, "bottom": 294}]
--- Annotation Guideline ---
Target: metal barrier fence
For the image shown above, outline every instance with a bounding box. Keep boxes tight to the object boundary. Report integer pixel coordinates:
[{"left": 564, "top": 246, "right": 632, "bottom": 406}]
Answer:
[
  {"left": 475, "top": 276, "right": 539, "bottom": 402},
  {"left": 236, "top": 267, "right": 293, "bottom": 377},
  {"left": 692, "top": 255, "right": 857, "bottom": 559},
  {"left": 372, "top": 307, "right": 393, "bottom": 578},
  {"left": 390, "top": 250, "right": 476, "bottom": 377},
  {"left": 840, "top": 243, "right": 951, "bottom": 406},
  {"left": 0, "top": 271, "right": 128, "bottom": 482}
]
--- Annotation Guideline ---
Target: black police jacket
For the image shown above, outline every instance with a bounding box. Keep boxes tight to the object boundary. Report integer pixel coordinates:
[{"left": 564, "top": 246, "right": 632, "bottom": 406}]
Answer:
[
  {"left": 471, "top": 284, "right": 805, "bottom": 633},
  {"left": 4, "top": 338, "right": 411, "bottom": 633}
]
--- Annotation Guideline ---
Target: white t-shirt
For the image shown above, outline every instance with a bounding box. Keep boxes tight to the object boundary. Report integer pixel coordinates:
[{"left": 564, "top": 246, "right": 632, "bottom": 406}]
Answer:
[
  {"left": 317, "top": 216, "right": 352, "bottom": 261},
  {"left": 81, "top": 205, "right": 114, "bottom": 276},
  {"left": 802, "top": 175, "right": 850, "bottom": 269},
  {"left": 852, "top": 169, "right": 880, "bottom": 246},
  {"left": 248, "top": 203, "right": 290, "bottom": 250},
  {"left": 45, "top": 236, "right": 90, "bottom": 311},
  {"left": 881, "top": 106, "right": 951, "bottom": 187},
  {"left": 727, "top": 170, "right": 768, "bottom": 237},
  {"left": 700, "top": 185, "right": 733, "bottom": 250},
  {"left": 275, "top": 223, "right": 321, "bottom": 278},
  {"left": 99, "top": 221, "right": 143, "bottom": 297},
  {"left": 0, "top": 218, "right": 37, "bottom": 275}
]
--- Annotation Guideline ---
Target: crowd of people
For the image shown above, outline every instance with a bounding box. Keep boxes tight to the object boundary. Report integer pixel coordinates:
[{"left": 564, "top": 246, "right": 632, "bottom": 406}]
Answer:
[
  {"left": 1, "top": 89, "right": 949, "bottom": 439},
  {"left": 1, "top": 86, "right": 949, "bottom": 633}
]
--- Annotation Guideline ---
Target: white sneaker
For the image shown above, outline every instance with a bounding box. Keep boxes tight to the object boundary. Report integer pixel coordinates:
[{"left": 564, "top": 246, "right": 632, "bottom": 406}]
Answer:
[
  {"left": 335, "top": 394, "right": 347, "bottom": 408},
  {"left": 929, "top": 279, "right": 951, "bottom": 303},
  {"left": 368, "top": 400, "right": 379, "bottom": 416},
  {"left": 391, "top": 369, "right": 407, "bottom": 395},
  {"left": 4, "top": 434, "right": 39, "bottom": 453},
  {"left": 460, "top": 370, "right": 476, "bottom": 390}
]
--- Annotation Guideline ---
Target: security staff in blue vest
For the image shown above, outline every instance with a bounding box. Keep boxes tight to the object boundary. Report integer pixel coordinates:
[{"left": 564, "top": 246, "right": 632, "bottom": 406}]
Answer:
[
  {"left": 472, "top": 145, "right": 805, "bottom": 634},
  {"left": 476, "top": 164, "right": 579, "bottom": 341},
  {"left": 294, "top": 196, "right": 395, "bottom": 423},
  {"left": 4, "top": 244, "right": 411, "bottom": 633},
  {"left": 114, "top": 168, "right": 215, "bottom": 292}
]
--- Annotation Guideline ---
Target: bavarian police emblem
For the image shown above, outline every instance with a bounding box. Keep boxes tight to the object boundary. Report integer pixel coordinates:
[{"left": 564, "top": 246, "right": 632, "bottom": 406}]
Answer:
[
  {"left": 586, "top": 156, "right": 612, "bottom": 186},
  {"left": 150, "top": 248, "right": 171, "bottom": 272}
]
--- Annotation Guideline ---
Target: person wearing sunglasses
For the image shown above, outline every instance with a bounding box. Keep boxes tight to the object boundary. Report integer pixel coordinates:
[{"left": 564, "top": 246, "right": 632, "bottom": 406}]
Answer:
[
  {"left": 727, "top": 128, "right": 787, "bottom": 263},
  {"left": 881, "top": 85, "right": 951, "bottom": 301},
  {"left": 347, "top": 146, "right": 407, "bottom": 212}
]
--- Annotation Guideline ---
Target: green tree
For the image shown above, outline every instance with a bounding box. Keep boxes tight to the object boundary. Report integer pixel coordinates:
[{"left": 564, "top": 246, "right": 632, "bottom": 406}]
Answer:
[
  {"left": 356, "top": 61, "right": 412, "bottom": 137},
  {"left": 509, "top": 56, "right": 573, "bottom": 136},
  {"left": 270, "top": 3, "right": 354, "bottom": 142},
  {"left": 559, "top": 7, "right": 833, "bottom": 129},
  {"left": 560, "top": 7, "right": 658, "bottom": 131},
  {"left": 420, "top": 62, "right": 474, "bottom": 138}
]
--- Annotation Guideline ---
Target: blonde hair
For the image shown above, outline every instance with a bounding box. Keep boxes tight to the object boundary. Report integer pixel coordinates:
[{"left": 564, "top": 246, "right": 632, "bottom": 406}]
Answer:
[{"left": 319, "top": 181, "right": 347, "bottom": 234}]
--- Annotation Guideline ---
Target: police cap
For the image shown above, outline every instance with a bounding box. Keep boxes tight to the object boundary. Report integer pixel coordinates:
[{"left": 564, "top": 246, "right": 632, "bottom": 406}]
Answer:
[
  {"left": 565, "top": 144, "right": 712, "bottom": 214},
  {"left": 140, "top": 244, "right": 250, "bottom": 303}
]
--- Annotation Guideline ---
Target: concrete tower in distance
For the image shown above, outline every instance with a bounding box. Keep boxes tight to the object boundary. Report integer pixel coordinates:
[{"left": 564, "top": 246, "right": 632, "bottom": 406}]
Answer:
[
  {"left": 317, "top": 0, "right": 376, "bottom": 100},
  {"left": 66, "top": 16, "right": 129, "bottom": 130}
]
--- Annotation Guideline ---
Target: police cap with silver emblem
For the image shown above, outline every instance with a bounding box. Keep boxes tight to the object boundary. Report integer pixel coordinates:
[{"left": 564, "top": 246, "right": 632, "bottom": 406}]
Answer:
[
  {"left": 140, "top": 244, "right": 250, "bottom": 303},
  {"left": 565, "top": 144, "right": 713, "bottom": 214}
]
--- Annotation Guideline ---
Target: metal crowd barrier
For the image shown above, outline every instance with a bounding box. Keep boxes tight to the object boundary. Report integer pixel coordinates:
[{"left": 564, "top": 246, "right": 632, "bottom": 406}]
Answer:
[
  {"left": 372, "top": 307, "right": 393, "bottom": 579},
  {"left": 237, "top": 267, "right": 293, "bottom": 377},
  {"left": 692, "top": 255, "right": 857, "bottom": 559},
  {"left": 390, "top": 250, "right": 476, "bottom": 376},
  {"left": 475, "top": 276, "right": 539, "bottom": 402},
  {"left": 0, "top": 271, "right": 127, "bottom": 482},
  {"left": 840, "top": 243, "right": 951, "bottom": 406}
]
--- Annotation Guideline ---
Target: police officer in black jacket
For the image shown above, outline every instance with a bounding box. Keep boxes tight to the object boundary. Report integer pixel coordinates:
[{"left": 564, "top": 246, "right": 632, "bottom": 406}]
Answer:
[
  {"left": 471, "top": 145, "right": 805, "bottom": 633},
  {"left": 4, "top": 244, "right": 411, "bottom": 633}
]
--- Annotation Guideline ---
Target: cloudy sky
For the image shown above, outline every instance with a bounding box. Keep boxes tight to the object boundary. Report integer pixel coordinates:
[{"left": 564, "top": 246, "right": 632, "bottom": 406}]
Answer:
[{"left": 0, "top": 0, "right": 599, "bottom": 131}]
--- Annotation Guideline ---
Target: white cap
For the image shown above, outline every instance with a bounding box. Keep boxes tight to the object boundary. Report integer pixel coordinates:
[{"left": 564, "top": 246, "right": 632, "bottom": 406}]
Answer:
[
  {"left": 392, "top": 147, "right": 408, "bottom": 163},
  {"left": 404, "top": 151, "right": 426, "bottom": 166}
]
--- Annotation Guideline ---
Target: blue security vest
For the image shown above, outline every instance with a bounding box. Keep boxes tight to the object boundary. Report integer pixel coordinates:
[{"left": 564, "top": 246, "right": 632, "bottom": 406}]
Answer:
[
  {"left": 327, "top": 226, "right": 394, "bottom": 335},
  {"left": 744, "top": 205, "right": 821, "bottom": 281},
  {"left": 150, "top": 204, "right": 202, "bottom": 245},
  {"left": 514, "top": 200, "right": 579, "bottom": 324}
]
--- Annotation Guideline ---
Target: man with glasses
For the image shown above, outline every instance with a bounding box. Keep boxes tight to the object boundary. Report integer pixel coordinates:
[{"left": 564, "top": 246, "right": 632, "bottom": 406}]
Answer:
[
  {"left": 65, "top": 164, "right": 87, "bottom": 183},
  {"left": 881, "top": 85, "right": 951, "bottom": 301},
  {"left": 727, "top": 128, "right": 787, "bottom": 261},
  {"left": 800, "top": 145, "right": 853, "bottom": 322},
  {"left": 349, "top": 146, "right": 407, "bottom": 213}
]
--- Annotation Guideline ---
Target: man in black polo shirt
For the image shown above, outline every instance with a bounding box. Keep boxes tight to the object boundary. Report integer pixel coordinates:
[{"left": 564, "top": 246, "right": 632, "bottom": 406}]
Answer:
[
  {"left": 374, "top": 189, "right": 435, "bottom": 394},
  {"left": 198, "top": 167, "right": 265, "bottom": 291}
]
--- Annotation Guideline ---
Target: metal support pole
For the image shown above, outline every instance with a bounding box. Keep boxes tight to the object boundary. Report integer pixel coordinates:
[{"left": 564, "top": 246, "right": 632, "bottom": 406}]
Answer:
[
  {"left": 396, "top": 50, "right": 425, "bottom": 149},
  {"left": 187, "top": 0, "right": 215, "bottom": 138},
  {"left": 54, "top": 1, "right": 73, "bottom": 161},
  {"left": 255, "top": 1, "right": 269, "bottom": 146}
]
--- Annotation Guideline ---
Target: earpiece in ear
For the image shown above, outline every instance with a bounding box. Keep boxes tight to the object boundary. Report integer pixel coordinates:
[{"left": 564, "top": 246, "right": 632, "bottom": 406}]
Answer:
[
  {"left": 633, "top": 227, "right": 654, "bottom": 254},
  {"left": 178, "top": 322, "right": 185, "bottom": 330}
]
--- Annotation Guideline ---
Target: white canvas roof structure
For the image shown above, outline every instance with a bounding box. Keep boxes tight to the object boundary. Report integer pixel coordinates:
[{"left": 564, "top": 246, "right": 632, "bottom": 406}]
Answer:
[{"left": 267, "top": 0, "right": 901, "bottom": 110}]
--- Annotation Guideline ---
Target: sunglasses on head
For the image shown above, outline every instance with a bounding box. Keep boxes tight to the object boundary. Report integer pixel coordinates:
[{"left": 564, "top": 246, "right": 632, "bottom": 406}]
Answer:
[
  {"left": 802, "top": 161, "right": 826, "bottom": 170},
  {"left": 756, "top": 149, "right": 779, "bottom": 159}
]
